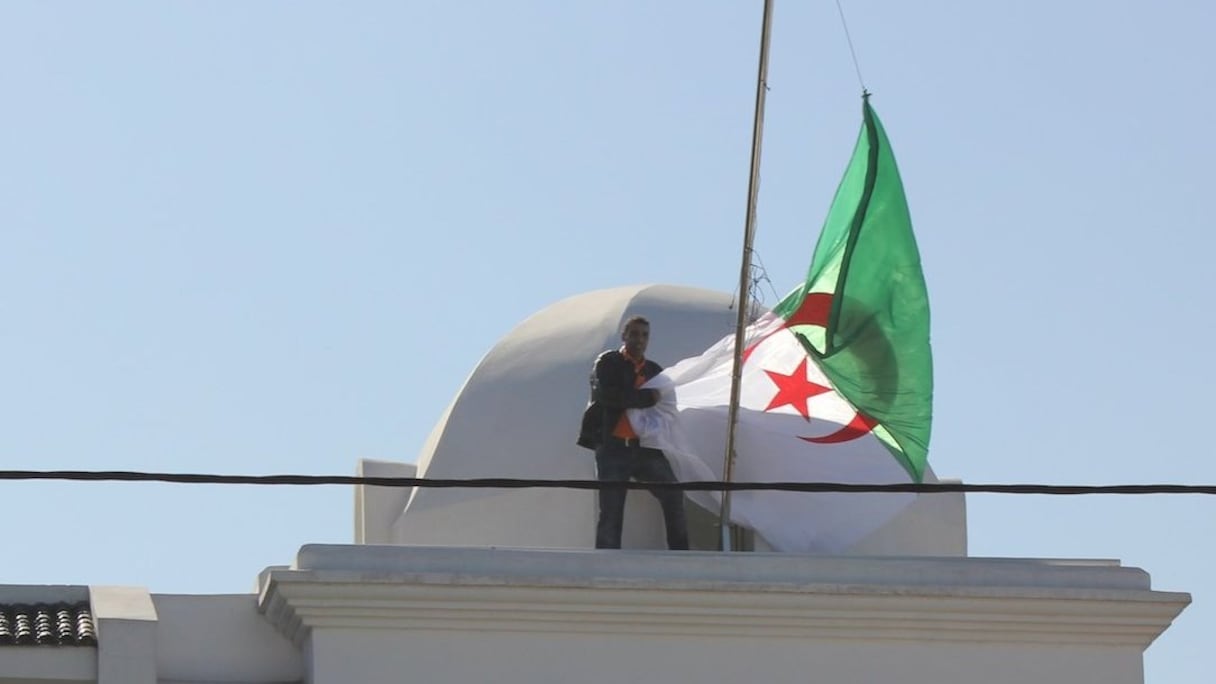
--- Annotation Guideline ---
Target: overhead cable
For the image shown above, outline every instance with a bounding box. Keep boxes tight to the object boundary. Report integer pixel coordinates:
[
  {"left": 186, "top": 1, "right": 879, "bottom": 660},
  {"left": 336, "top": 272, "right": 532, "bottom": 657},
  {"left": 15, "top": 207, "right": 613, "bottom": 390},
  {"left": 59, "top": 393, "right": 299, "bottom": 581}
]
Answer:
[{"left": 2, "top": 470, "right": 1215, "bottom": 495}]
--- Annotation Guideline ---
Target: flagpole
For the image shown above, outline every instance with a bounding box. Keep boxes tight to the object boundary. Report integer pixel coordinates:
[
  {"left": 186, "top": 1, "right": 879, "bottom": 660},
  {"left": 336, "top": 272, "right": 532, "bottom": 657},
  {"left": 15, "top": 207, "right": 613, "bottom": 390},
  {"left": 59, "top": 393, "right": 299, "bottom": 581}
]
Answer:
[{"left": 719, "top": 0, "right": 775, "bottom": 552}]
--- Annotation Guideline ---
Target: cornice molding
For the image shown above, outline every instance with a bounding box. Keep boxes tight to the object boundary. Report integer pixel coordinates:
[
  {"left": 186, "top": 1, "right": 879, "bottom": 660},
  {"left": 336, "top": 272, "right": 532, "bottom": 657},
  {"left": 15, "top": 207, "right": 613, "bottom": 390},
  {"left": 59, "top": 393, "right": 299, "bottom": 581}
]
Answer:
[{"left": 258, "top": 546, "right": 1189, "bottom": 650}]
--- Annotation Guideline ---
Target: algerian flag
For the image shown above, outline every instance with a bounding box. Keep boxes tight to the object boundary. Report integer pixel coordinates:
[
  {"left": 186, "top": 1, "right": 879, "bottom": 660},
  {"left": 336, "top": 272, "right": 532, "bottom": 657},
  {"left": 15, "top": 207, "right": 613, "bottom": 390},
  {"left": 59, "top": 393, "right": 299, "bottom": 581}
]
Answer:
[{"left": 629, "top": 98, "right": 932, "bottom": 552}]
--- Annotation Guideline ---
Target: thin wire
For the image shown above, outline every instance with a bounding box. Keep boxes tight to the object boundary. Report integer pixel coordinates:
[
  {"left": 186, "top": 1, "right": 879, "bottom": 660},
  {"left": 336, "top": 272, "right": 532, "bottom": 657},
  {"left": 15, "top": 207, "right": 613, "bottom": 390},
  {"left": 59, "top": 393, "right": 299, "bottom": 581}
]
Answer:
[
  {"left": 2, "top": 470, "right": 1216, "bottom": 494},
  {"left": 833, "top": 0, "right": 867, "bottom": 93},
  {"left": 751, "top": 250, "right": 782, "bottom": 304}
]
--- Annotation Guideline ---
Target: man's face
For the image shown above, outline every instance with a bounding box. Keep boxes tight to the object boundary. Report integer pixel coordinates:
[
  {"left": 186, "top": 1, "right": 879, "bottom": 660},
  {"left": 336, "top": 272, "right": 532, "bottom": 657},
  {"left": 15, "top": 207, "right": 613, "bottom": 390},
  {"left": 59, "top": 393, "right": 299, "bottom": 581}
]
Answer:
[{"left": 621, "top": 322, "right": 650, "bottom": 358}]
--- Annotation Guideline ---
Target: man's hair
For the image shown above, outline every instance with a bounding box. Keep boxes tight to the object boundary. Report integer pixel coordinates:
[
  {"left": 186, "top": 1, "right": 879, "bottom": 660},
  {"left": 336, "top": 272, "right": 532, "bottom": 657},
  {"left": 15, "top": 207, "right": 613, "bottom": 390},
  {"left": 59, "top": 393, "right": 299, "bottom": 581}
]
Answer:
[{"left": 621, "top": 315, "right": 650, "bottom": 332}]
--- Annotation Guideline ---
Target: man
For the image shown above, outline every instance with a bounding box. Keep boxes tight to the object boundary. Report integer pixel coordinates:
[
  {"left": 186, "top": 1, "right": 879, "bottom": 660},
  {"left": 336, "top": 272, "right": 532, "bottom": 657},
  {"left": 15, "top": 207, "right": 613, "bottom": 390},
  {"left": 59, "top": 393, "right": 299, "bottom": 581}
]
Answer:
[{"left": 577, "top": 315, "right": 690, "bottom": 550}]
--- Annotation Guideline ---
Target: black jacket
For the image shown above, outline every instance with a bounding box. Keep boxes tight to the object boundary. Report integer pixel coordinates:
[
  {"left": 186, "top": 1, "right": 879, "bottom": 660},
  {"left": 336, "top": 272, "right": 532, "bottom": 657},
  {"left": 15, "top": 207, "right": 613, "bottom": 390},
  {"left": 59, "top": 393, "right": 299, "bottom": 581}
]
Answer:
[{"left": 576, "top": 350, "right": 662, "bottom": 450}]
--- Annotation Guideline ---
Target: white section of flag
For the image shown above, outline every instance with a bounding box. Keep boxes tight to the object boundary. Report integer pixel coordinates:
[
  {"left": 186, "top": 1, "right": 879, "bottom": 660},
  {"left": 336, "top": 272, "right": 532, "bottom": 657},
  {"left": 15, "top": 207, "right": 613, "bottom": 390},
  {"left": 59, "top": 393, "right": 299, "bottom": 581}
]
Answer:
[{"left": 628, "top": 313, "right": 916, "bottom": 552}]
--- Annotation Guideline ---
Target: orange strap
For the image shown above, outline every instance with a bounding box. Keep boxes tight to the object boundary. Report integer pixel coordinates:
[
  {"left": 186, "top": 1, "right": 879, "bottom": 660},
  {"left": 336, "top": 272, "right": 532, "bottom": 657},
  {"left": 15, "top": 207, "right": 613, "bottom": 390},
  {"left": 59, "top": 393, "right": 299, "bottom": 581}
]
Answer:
[{"left": 611, "top": 353, "right": 646, "bottom": 440}]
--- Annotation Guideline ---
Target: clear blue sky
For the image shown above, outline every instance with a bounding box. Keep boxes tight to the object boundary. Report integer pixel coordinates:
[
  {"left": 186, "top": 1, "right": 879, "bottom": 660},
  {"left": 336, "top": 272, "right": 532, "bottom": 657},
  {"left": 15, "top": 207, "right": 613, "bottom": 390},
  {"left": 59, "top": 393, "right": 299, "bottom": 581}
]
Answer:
[{"left": 2, "top": 2, "right": 1212, "bottom": 681}]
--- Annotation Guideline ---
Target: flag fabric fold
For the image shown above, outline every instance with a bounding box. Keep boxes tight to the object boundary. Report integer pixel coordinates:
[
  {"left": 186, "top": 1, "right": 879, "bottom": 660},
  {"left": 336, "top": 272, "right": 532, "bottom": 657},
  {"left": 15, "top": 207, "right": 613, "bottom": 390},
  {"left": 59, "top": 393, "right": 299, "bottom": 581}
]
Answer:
[{"left": 628, "top": 99, "right": 933, "bottom": 552}]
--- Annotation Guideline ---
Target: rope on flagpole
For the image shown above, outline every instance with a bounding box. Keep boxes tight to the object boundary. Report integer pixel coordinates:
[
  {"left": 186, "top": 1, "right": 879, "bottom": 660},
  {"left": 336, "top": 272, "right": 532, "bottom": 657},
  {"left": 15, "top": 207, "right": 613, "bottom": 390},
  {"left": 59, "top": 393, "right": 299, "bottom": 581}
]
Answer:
[{"left": 833, "top": 0, "right": 868, "bottom": 93}]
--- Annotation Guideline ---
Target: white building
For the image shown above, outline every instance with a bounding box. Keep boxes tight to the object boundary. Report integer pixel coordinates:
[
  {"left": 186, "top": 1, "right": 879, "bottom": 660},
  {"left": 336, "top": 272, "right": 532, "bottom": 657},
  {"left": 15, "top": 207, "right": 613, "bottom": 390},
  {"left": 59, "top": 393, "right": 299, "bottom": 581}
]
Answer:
[{"left": 0, "top": 286, "right": 1190, "bottom": 684}]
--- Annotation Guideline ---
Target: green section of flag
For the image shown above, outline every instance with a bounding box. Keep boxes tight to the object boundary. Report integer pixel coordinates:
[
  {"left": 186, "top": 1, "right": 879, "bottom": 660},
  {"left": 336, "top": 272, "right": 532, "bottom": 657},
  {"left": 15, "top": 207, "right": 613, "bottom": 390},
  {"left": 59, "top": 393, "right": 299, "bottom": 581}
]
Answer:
[{"left": 774, "top": 98, "right": 933, "bottom": 482}]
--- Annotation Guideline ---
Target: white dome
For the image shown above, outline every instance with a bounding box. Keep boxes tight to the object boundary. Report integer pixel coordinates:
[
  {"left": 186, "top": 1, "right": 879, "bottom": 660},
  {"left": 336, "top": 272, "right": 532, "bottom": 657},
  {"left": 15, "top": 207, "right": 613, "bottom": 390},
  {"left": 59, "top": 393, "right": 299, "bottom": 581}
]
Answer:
[{"left": 394, "top": 284, "right": 740, "bottom": 549}]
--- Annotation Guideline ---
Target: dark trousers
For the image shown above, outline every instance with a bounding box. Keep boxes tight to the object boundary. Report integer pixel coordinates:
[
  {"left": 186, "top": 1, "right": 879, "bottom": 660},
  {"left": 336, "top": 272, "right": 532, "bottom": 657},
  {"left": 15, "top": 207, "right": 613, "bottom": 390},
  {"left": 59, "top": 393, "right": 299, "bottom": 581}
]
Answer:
[{"left": 594, "top": 439, "right": 690, "bottom": 550}]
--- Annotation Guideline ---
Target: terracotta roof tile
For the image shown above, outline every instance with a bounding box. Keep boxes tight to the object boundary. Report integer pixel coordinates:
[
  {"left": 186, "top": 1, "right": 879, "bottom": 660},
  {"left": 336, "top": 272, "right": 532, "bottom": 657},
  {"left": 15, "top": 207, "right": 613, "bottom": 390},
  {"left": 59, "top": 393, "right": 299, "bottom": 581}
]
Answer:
[{"left": 0, "top": 603, "right": 95, "bottom": 646}]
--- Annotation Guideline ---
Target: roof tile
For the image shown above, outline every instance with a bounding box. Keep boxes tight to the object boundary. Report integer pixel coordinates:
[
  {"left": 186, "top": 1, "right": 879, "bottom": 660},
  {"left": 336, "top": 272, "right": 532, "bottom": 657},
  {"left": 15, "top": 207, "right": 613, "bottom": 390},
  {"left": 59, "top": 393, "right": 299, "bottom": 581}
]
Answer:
[{"left": 0, "top": 603, "right": 95, "bottom": 646}]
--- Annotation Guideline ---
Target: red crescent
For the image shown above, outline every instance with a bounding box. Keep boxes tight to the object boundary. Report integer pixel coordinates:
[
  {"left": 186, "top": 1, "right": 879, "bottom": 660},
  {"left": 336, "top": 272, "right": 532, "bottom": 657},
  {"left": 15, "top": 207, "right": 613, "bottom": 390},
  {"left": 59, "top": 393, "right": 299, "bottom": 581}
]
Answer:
[{"left": 799, "top": 411, "right": 878, "bottom": 444}]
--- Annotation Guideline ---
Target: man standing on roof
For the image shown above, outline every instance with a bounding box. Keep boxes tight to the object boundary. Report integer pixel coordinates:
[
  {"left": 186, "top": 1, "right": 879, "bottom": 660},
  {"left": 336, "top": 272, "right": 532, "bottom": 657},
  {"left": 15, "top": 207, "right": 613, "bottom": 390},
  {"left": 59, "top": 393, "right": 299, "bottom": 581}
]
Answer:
[{"left": 577, "top": 315, "right": 690, "bottom": 550}]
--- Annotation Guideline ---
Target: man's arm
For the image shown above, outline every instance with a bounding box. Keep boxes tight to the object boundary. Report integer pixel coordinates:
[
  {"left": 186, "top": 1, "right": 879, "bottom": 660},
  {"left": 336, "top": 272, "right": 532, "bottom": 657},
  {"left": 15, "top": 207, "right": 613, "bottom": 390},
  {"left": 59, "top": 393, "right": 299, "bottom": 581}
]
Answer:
[{"left": 593, "top": 353, "right": 660, "bottom": 408}]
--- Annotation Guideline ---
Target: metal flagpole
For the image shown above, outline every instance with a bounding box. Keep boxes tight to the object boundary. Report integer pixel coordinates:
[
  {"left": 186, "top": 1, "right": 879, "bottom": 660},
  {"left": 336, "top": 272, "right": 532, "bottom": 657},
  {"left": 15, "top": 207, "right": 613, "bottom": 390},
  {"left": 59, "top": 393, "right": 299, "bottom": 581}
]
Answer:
[{"left": 719, "top": 0, "right": 775, "bottom": 552}]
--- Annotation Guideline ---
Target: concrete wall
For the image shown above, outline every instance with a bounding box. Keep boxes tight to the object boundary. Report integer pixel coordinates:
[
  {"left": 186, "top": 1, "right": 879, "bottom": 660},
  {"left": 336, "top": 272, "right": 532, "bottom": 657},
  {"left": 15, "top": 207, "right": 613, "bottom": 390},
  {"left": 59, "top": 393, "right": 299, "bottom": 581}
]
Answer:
[
  {"left": 307, "top": 629, "right": 1143, "bottom": 684},
  {"left": 153, "top": 594, "right": 301, "bottom": 683},
  {"left": 360, "top": 458, "right": 968, "bottom": 556},
  {"left": 260, "top": 545, "right": 1188, "bottom": 684}
]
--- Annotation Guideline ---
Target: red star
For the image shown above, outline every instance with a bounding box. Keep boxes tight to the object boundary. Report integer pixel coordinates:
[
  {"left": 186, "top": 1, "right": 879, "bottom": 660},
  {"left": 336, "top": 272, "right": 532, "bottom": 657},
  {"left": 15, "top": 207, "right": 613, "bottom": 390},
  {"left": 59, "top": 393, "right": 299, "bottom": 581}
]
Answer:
[{"left": 763, "top": 358, "right": 832, "bottom": 420}]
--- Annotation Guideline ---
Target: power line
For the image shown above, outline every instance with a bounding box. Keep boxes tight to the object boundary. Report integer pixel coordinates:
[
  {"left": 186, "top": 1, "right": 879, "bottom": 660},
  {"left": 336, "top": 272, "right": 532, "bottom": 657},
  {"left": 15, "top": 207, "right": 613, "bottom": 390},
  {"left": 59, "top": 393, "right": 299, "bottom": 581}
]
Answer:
[{"left": 2, "top": 470, "right": 1215, "bottom": 495}]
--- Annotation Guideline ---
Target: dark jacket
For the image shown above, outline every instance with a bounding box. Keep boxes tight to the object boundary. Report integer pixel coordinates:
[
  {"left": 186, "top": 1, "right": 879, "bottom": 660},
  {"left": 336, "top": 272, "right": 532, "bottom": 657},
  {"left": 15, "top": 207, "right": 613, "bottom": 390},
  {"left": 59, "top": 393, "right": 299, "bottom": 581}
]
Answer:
[{"left": 576, "top": 350, "right": 662, "bottom": 450}]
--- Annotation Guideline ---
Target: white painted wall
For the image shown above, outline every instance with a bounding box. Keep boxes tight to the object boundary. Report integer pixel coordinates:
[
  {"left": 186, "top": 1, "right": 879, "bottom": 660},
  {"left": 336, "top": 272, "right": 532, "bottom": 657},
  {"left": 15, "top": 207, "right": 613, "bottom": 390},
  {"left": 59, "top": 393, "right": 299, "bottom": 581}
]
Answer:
[
  {"left": 354, "top": 459, "right": 416, "bottom": 545},
  {"left": 0, "top": 649, "right": 94, "bottom": 684},
  {"left": 0, "top": 536, "right": 1186, "bottom": 684},
  {"left": 91, "top": 586, "right": 156, "bottom": 684},
  {"left": 153, "top": 594, "right": 301, "bottom": 683},
  {"left": 260, "top": 545, "right": 1188, "bottom": 684},
  {"left": 307, "top": 629, "right": 1144, "bottom": 684}
]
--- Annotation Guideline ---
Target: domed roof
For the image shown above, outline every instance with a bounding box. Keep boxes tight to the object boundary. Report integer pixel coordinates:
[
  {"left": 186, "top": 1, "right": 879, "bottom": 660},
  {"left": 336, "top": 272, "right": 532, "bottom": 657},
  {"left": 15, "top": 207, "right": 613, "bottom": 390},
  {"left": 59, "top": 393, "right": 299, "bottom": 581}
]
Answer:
[{"left": 394, "top": 284, "right": 740, "bottom": 549}]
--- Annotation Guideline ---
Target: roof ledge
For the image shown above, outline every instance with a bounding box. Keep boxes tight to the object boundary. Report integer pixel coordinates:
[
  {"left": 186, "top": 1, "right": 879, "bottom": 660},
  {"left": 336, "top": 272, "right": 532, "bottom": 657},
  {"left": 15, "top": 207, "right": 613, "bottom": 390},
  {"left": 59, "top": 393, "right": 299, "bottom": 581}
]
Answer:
[{"left": 258, "top": 545, "right": 1189, "bottom": 650}]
